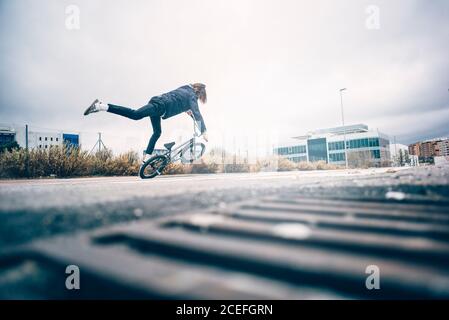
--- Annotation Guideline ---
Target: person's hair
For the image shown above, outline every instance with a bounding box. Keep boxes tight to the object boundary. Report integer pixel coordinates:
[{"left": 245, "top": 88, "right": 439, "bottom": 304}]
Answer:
[{"left": 191, "top": 83, "right": 207, "bottom": 104}]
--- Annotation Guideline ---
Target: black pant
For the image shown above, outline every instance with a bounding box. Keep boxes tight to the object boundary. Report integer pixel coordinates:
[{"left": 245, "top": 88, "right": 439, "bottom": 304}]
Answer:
[{"left": 107, "top": 102, "right": 165, "bottom": 154}]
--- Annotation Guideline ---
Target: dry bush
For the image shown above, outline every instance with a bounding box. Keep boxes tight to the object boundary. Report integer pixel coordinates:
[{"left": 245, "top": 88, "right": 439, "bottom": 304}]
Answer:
[
  {"left": 296, "top": 161, "right": 315, "bottom": 170},
  {"left": 315, "top": 160, "right": 328, "bottom": 170},
  {"left": 224, "top": 163, "right": 250, "bottom": 173},
  {"left": 298, "top": 160, "right": 343, "bottom": 171},
  {"left": 87, "top": 149, "right": 114, "bottom": 176},
  {"left": 0, "top": 148, "right": 27, "bottom": 178},
  {"left": 323, "top": 163, "right": 343, "bottom": 170},
  {"left": 0, "top": 145, "right": 344, "bottom": 179},
  {"left": 163, "top": 162, "right": 186, "bottom": 175},
  {"left": 104, "top": 151, "right": 140, "bottom": 176},
  {"left": 248, "top": 164, "right": 261, "bottom": 173},
  {"left": 0, "top": 146, "right": 140, "bottom": 178},
  {"left": 255, "top": 156, "right": 280, "bottom": 172},
  {"left": 190, "top": 159, "right": 219, "bottom": 174},
  {"left": 276, "top": 157, "right": 297, "bottom": 171}
]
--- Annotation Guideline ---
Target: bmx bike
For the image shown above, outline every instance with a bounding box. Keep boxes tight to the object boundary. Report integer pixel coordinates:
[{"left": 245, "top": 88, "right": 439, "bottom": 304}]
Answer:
[{"left": 139, "top": 116, "right": 206, "bottom": 179}]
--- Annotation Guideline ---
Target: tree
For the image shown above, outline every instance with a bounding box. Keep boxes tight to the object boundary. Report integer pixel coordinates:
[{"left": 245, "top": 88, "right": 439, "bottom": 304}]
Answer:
[
  {"left": 404, "top": 150, "right": 410, "bottom": 166},
  {"left": 0, "top": 141, "right": 20, "bottom": 153},
  {"left": 398, "top": 149, "right": 404, "bottom": 167}
]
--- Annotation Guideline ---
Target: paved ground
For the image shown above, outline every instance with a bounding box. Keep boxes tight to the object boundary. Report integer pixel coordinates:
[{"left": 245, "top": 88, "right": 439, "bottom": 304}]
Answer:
[
  {"left": 1, "top": 165, "right": 449, "bottom": 299},
  {"left": 1, "top": 166, "right": 448, "bottom": 248}
]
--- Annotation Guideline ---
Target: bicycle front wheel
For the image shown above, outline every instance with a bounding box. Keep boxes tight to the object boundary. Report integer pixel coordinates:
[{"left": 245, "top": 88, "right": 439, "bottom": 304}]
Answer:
[
  {"left": 139, "top": 155, "right": 169, "bottom": 179},
  {"left": 180, "top": 143, "right": 206, "bottom": 163}
]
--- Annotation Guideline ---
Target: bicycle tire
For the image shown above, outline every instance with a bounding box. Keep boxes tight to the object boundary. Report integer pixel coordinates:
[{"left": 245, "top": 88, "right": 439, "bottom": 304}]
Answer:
[{"left": 139, "top": 155, "right": 169, "bottom": 179}]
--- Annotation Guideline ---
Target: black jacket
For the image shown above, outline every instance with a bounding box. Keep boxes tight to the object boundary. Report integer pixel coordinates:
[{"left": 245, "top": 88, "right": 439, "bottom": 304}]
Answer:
[{"left": 150, "top": 85, "right": 207, "bottom": 133}]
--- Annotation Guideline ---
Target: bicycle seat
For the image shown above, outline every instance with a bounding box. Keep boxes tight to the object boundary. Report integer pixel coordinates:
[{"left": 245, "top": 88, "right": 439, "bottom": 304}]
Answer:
[{"left": 164, "top": 142, "right": 175, "bottom": 150}]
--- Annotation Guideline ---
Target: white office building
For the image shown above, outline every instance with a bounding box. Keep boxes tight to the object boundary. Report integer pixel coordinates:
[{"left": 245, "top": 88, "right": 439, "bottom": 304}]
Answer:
[
  {"left": 274, "top": 124, "right": 391, "bottom": 167},
  {"left": 0, "top": 124, "right": 79, "bottom": 149}
]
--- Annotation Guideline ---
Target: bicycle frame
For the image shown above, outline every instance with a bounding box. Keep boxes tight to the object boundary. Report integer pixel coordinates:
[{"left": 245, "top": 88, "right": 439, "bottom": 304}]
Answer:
[{"left": 163, "top": 115, "right": 203, "bottom": 163}]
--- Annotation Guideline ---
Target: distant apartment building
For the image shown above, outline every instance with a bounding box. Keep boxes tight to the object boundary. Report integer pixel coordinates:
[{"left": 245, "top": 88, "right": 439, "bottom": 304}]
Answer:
[
  {"left": 408, "top": 143, "right": 420, "bottom": 158},
  {"left": 437, "top": 139, "right": 449, "bottom": 156},
  {"left": 408, "top": 137, "right": 449, "bottom": 162},
  {"left": 421, "top": 140, "right": 439, "bottom": 158},
  {"left": 0, "top": 124, "right": 80, "bottom": 149},
  {"left": 274, "top": 124, "right": 391, "bottom": 167}
]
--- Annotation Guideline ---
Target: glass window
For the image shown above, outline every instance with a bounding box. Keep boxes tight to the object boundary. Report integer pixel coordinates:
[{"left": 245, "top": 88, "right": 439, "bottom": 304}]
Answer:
[
  {"left": 371, "top": 150, "right": 380, "bottom": 159},
  {"left": 307, "top": 138, "right": 328, "bottom": 162},
  {"left": 329, "top": 141, "right": 346, "bottom": 151},
  {"left": 329, "top": 152, "right": 345, "bottom": 162}
]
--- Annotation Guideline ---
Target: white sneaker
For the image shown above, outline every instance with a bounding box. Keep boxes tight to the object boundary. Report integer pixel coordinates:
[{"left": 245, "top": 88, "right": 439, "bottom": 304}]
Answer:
[
  {"left": 84, "top": 99, "right": 108, "bottom": 115},
  {"left": 142, "top": 153, "right": 153, "bottom": 164}
]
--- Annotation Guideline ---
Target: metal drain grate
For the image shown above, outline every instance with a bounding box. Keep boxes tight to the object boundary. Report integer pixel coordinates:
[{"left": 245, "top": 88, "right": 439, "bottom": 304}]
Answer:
[{"left": 1, "top": 195, "right": 448, "bottom": 299}]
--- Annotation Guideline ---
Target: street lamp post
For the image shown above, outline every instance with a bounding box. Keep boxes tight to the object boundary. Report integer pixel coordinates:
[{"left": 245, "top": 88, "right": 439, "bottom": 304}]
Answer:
[{"left": 339, "top": 88, "right": 348, "bottom": 169}]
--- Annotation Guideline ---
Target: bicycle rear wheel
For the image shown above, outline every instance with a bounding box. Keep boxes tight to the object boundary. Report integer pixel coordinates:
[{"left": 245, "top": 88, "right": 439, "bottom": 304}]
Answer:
[{"left": 139, "top": 155, "right": 169, "bottom": 179}]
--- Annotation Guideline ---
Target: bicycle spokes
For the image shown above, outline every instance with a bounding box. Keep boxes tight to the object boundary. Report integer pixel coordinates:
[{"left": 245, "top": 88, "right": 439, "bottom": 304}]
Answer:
[{"left": 140, "top": 155, "right": 168, "bottom": 179}]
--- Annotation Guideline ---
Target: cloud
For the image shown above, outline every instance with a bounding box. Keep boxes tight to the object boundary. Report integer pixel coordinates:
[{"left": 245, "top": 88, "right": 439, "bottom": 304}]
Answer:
[{"left": 0, "top": 0, "right": 448, "bottom": 153}]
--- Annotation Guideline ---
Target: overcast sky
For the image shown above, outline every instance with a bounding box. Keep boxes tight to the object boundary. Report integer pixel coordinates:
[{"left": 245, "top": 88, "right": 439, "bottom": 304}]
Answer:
[{"left": 1, "top": 0, "right": 448, "bottom": 154}]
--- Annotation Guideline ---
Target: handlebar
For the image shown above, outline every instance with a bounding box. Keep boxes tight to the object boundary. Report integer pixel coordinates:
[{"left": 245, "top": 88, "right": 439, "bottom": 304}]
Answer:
[
  {"left": 187, "top": 111, "right": 206, "bottom": 140},
  {"left": 188, "top": 113, "right": 201, "bottom": 137}
]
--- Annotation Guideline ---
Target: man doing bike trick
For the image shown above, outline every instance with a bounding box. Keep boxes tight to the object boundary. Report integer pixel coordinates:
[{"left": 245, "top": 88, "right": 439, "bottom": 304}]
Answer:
[{"left": 84, "top": 83, "right": 208, "bottom": 162}]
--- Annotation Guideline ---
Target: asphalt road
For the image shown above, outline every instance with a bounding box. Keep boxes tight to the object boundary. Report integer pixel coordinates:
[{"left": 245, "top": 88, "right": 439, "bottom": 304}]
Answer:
[
  {"left": 1, "top": 165, "right": 449, "bottom": 299},
  {"left": 1, "top": 166, "right": 448, "bottom": 248}
]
